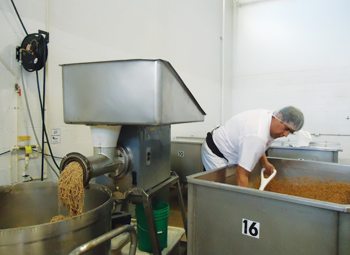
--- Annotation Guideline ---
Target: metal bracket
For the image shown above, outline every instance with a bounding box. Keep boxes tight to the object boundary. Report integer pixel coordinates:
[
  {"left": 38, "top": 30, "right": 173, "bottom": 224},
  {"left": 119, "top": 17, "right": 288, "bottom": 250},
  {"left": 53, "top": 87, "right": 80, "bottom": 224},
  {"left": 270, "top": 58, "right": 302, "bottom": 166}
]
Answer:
[{"left": 125, "top": 172, "right": 187, "bottom": 255}]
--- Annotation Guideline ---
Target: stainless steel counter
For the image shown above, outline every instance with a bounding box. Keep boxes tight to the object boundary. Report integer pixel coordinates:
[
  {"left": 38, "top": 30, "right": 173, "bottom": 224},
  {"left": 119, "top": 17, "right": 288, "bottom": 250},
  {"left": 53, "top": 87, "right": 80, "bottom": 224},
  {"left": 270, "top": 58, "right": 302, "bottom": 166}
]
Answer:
[
  {"left": 267, "top": 141, "right": 342, "bottom": 162},
  {"left": 170, "top": 137, "right": 204, "bottom": 183}
]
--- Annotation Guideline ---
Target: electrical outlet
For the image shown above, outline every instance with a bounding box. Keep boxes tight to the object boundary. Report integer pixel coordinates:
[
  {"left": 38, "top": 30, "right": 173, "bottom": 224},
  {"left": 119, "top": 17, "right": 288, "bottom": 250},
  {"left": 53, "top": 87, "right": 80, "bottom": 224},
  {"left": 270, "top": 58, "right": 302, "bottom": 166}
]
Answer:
[{"left": 51, "top": 135, "right": 61, "bottom": 144}]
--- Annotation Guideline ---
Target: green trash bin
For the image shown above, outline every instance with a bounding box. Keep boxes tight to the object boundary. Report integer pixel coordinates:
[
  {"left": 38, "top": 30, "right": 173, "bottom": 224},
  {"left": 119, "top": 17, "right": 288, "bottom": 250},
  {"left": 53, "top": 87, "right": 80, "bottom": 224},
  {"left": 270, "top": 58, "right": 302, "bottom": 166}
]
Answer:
[{"left": 135, "top": 201, "right": 169, "bottom": 252}]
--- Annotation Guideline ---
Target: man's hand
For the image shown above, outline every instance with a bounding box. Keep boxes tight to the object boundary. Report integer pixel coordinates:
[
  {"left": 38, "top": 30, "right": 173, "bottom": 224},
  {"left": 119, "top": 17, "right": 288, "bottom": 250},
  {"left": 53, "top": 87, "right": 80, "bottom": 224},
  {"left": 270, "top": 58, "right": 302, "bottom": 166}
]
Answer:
[
  {"left": 260, "top": 155, "right": 276, "bottom": 176},
  {"left": 263, "top": 161, "right": 275, "bottom": 176}
]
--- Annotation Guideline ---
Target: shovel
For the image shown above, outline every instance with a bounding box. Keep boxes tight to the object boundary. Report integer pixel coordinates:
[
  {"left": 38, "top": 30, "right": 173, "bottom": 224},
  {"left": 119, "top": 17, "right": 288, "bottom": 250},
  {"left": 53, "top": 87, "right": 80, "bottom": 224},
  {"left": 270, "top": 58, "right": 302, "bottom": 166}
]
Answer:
[{"left": 259, "top": 168, "right": 277, "bottom": 191}]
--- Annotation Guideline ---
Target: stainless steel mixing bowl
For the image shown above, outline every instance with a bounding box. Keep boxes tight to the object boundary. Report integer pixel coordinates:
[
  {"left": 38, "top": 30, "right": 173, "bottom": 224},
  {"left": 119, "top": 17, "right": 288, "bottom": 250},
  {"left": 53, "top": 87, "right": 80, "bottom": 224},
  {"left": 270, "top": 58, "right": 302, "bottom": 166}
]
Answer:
[{"left": 0, "top": 181, "right": 113, "bottom": 255}]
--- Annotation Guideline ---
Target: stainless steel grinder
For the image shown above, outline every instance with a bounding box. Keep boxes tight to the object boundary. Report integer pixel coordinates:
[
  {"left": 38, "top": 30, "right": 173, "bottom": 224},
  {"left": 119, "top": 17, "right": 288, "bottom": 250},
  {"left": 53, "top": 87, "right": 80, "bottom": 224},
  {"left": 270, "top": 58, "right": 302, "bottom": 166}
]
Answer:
[{"left": 60, "top": 59, "right": 206, "bottom": 254}]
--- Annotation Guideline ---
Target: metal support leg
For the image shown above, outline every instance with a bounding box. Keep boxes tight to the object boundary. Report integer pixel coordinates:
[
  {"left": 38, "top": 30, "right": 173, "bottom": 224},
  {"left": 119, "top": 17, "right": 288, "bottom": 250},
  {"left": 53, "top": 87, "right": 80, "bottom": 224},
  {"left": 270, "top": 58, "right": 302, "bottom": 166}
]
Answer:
[
  {"left": 175, "top": 178, "right": 187, "bottom": 235},
  {"left": 127, "top": 172, "right": 187, "bottom": 255},
  {"left": 141, "top": 190, "right": 162, "bottom": 255}
]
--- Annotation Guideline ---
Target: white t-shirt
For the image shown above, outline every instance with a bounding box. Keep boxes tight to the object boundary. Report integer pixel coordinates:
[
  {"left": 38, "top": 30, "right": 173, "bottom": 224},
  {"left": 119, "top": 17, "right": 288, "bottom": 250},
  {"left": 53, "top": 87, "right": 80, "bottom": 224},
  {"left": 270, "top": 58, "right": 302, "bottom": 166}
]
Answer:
[{"left": 213, "top": 109, "right": 274, "bottom": 172}]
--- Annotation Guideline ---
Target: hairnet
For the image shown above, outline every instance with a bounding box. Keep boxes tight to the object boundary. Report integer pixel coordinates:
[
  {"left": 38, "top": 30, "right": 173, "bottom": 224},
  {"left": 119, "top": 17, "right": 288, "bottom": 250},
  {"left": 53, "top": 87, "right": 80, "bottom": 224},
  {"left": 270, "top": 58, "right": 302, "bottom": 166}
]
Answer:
[{"left": 274, "top": 106, "right": 304, "bottom": 131}]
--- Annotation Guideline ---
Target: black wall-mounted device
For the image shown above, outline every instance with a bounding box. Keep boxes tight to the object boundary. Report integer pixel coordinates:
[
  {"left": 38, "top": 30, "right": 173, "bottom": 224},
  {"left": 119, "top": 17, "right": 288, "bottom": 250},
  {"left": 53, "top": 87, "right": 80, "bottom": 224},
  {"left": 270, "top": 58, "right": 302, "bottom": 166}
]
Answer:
[{"left": 16, "top": 30, "right": 49, "bottom": 72}]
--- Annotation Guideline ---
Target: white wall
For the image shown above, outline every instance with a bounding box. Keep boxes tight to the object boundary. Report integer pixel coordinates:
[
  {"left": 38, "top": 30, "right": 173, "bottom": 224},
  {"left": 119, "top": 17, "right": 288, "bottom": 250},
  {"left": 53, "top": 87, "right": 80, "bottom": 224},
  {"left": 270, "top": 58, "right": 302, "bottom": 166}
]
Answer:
[
  {"left": 0, "top": 0, "right": 51, "bottom": 184},
  {"left": 0, "top": 0, "right": 229, "bottom": 185},
  {"left": 233, "top": 0, "right": 350, "bottom": 163},
  {"left": 1, "top": 0, "right": 350, "bottom": 186},
  {"left": 46, "top": 0, "right": 229, "bottom": 157}
]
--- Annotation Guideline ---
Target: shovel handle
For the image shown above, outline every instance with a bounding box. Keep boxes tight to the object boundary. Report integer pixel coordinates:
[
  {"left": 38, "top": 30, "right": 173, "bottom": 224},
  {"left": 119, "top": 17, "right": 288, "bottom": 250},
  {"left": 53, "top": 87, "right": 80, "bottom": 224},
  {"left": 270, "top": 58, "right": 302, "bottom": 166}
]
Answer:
[{"left": 259, "top": 168, "right": 277, "bottom": 191}]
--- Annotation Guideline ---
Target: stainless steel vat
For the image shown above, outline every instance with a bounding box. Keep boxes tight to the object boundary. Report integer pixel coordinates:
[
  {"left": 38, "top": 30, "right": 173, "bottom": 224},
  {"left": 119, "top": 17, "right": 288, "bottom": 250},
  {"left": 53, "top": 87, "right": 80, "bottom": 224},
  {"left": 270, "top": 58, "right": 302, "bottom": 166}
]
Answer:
[
  {"left": 0, "top": 181, "right": 113, "bottom": 255},
  {"left": 267, "top": 141, "right": 342, "bottom": 163},
  {"left": 170, "top": 137, "right": 204, "bottom": 183},
  {"left": 187, "top": 158, "right": 350, "bottom": 255}
]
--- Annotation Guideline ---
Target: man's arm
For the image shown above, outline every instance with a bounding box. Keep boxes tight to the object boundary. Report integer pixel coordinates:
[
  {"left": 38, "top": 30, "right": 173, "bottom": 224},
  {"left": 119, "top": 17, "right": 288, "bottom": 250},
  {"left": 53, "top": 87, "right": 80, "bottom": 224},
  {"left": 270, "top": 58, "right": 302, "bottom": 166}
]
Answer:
[
  {"left": 236, "top": 165, "right": 250, "bottom": 187},
  {"left": 259, "top": 154, "right": 275, "bottom": 175}
]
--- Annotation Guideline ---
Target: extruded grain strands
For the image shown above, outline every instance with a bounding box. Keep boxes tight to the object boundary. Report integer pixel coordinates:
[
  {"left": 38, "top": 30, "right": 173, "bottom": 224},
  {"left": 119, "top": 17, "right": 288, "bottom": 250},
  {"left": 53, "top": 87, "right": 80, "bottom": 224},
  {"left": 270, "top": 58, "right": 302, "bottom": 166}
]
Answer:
[
  {"left": 50, "top": 161, "right": 84, "bottom": 222},
  {"left": 50, "top": 214, "right": 66, "bottom": 223}
]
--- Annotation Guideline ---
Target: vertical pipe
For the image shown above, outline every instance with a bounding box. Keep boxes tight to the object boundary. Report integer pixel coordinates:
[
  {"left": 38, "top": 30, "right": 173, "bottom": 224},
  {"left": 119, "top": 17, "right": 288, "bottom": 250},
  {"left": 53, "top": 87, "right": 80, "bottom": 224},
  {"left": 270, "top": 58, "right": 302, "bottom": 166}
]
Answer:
[
  {"left": 220, "top": 0, "right": 226, "bottom": 125},
  {"left": 232, "top": 0, "right": 239, "bottom": 115},
  {"left": 220, "top": 0, "right": 235, "bottom": 123},
  {"left": 38, "top": 70, "right": 45, "bottom": 181}
]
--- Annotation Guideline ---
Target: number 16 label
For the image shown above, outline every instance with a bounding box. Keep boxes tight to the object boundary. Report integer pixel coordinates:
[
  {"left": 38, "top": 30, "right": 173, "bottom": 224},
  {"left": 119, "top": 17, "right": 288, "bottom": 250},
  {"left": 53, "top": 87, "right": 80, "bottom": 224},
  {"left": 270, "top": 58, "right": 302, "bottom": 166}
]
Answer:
[{"left": 242, "top": 218, "right": 260, "bottom": 238}]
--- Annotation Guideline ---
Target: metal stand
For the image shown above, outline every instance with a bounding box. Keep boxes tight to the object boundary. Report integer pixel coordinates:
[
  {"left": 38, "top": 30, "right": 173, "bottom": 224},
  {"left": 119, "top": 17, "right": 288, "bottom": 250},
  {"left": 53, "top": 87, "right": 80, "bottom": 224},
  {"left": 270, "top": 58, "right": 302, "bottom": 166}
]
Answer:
[{"left": 127, "top": 171, "right": 187, "bottom": 255}]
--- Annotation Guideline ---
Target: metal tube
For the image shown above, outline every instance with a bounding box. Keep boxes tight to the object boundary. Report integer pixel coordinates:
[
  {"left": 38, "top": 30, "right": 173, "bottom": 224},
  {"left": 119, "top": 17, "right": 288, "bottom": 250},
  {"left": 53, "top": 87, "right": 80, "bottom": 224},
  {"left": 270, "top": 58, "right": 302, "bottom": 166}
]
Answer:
[
  {"left": 60, "top": 146, "right": 129, "bottom": 186},
  {"left": 87, "top": 153, "right": 118, "bottom": 179},
  {"left": 69, "top": 224, "right": 137, "bottom": 255}
]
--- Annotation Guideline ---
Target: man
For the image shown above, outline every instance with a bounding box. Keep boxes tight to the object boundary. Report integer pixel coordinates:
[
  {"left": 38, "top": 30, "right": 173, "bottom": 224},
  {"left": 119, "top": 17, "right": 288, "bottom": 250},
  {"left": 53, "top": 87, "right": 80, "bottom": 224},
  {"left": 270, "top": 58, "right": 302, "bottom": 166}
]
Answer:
[{"left": 201, "top": 106, "right": 304, "bottom": 187}]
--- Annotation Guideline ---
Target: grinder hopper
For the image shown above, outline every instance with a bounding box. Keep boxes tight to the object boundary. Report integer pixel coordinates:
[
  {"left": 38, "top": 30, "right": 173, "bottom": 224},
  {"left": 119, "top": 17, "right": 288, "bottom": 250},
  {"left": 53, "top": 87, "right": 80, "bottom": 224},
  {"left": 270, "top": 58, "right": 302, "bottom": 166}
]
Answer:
[{"left": 61, "top": 59, "right": 205, "bottom": 125}]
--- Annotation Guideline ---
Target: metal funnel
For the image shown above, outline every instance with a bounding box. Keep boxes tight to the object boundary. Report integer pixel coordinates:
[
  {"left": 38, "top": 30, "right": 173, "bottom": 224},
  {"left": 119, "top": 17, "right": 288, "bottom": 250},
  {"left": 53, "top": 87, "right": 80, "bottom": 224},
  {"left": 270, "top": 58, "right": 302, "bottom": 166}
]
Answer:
[{"left": 61, "top": 59, "right": 205, "bottom": 125}]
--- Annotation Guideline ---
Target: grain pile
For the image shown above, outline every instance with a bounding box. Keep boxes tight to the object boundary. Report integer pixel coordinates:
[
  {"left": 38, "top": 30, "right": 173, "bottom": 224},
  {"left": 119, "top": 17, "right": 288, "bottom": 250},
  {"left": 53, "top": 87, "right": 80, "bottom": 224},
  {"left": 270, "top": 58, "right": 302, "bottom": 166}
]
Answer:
[
  {"left": 50, "top": 161, "right": 85, "bottom": 223},
  {"left": 50, "top": 215, "right": 66, "bottom": 223},
  {"left": 256, "top": 177, "right": 350, "bottom": 204}
]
